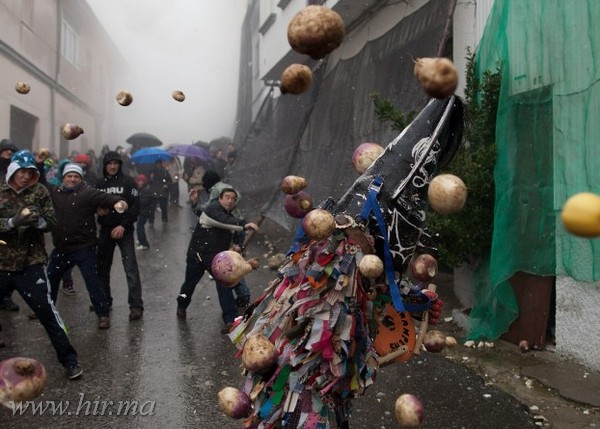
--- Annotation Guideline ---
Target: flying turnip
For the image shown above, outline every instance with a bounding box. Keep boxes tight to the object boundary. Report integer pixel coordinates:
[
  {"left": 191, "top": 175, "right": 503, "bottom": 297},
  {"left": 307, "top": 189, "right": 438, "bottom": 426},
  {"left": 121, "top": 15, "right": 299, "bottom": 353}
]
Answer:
[
  {"left": 427, "top": 174, "right": 467, "bottom": 215},
  {"left": 287, "top": 5, "right": 345, "bottom": 60}
]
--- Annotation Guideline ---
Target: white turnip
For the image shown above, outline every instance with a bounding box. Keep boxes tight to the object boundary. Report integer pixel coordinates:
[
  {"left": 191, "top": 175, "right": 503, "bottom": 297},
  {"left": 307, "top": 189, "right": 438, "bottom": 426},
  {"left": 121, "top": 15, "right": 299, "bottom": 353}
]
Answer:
[
  {"left": 301, "top": 208, "right": 336, "bottom": 241},
  {"left": 211, "top": 250, "right": 254, "bottom": 287},
  {"left": 358, "top": 254, "right": 384, "bottom": 279},
  {"left": 116, "top": 90, "right": 133, "bottom": 106},
  {"left": 351, "top": 143, "right": 384, "bottom": 174},
  {"left": 284, "top": 191, "right": 313, "bottom": 218},
  {"left": 287, "top": 5, "right": 345, "bottom": 60},
  {"left": 15, "top": 82, "right": 30, "bottom": 94},
  {"left": 217, "top": 386, "right": 252, "bottom": 419},
  {"left": 172, "top": 90, "right": 185, "bottom": 102},
  {"left": 281, "top": 175, "right": 307, "bottom": 195},
  {"left": 410, "top": 254, "right": 438, "bottom": 282},
  {"left": 414, "top": 57, "right": 458, "bottom": 99},
  {"left": 280, "top": 64, "right": 313, "bottom": 95},
  {"left": 422, "top": 329, "right": 446, "bottom": 353},
  {"left": 427, "top": 174, "right": 467, "bottom": 215},
  {"left": 242, "top": 333, "right": 279, "bottom": 373},
  {"left": 394, "top": 393, "right": 424, "bottom": 427},
  {"left": 0, "top": 357, "right": 47, "bottom": 408},
  {"left": 61, "top": 123, "right": 84, "bottom": 141}
]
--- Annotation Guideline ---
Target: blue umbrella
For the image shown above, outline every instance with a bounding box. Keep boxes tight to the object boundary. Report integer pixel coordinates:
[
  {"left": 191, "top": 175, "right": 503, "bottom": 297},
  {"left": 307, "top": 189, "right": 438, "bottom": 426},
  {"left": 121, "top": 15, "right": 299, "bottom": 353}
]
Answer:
[
  {"left": 167, "top": 143, "right": 210, "bottom": 160},
  {"left": 130, "top": 147, "right": 173, "bottom": 164}
]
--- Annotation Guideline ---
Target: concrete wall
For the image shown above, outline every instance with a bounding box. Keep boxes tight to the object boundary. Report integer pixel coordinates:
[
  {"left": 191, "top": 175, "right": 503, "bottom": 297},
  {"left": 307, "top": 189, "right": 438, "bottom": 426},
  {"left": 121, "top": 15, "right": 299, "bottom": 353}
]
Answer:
[{"left": 556, "top": 276, "right": 600, "bottom": 372}]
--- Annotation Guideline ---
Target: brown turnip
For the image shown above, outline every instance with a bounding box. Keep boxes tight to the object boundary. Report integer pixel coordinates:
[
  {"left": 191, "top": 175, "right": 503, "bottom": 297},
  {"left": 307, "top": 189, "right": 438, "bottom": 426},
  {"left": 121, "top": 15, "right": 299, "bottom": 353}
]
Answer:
[
  {"left": 281, "top": 175, "right": 307, "bottom": 195},
  {"left": 217, "top": 386, "right": 252, "bottom": 419},
  {"left": 560, "top": 192, "right": 600, "bottom": 238},
  {"left": 280, "top": 64, "right": 313, "bottom": 95},
  {"left": 301, "top": 208, "right": 336, "bottom": 241},
  {"left": 0, "top": 357, "right": 47, "bottom": 408},
  {"left": 116, "top": 90, "right": 133, "bottom": 106},
  {"left": 172, "top": 90, "right": 185, "bottom": 102},
  {"left": 15, "top": 82, "right": 31, "bottom": 95},
  {"left": 427, "top": 174, "right": 467, "bottom": 215},
  {"left": 242, "top": 333, "right": 279, "bottom": 373},
  {"left": 414, "top": 57, "right": 458, "bottom": 99},
  {"left": 351, "top": 143, "right": 384, "bottom": 174},
  {"left": 287, "top": 5, "right": 345, "bottom": 60},
  {"left": 61, "top": 123, "right": 84, "bottom": 140}
]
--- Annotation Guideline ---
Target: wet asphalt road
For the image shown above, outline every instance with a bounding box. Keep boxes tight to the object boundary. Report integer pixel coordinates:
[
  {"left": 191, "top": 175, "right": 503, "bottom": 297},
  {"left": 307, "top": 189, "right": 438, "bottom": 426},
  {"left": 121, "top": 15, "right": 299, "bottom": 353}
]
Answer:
[{"left": 0, "top": 201, "right": 538, "bottom": 428}]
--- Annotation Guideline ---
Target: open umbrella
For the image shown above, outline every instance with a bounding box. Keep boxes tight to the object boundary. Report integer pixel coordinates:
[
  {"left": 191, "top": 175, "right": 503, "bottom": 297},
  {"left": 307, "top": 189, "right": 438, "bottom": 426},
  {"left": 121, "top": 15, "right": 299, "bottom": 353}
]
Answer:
[
  {"left": 126, "top": 132, "right": 162, "bottom": 149},
  {"left": 130, "top": 147, "right": 173, "bottom": 164},
  {"left": 167, "top": 144, "right": 210, "bottom": 160}
]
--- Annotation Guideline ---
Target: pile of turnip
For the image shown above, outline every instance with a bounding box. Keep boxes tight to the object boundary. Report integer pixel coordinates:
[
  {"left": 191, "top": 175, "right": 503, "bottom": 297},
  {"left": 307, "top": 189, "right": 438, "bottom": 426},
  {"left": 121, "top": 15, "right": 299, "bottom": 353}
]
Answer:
[{"left": 0, "top": 357, "right": 47, "bottom": 408}]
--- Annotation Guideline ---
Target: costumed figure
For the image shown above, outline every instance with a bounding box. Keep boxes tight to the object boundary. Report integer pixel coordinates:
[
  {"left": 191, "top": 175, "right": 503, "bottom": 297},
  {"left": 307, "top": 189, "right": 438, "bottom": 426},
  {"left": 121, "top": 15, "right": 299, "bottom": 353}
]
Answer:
[{"left": 225, "top": 96, "right": 465, "bottom": 429}]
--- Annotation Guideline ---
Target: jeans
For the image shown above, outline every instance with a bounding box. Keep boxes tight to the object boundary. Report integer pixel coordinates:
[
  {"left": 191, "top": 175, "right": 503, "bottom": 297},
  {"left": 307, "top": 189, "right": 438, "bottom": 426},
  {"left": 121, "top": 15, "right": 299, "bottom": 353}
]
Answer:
[
  {"left": 177, "top": 255, "right": 237, "bottom": 324},
  {"left": 169, "top": 182, "right": 179, "bottom": 205},
  {"left": 97, "top": 228, "right": 144, "bottom": 309},
  {"left": 0, "top": 264, "right": 79, "bottom": 368},
  {"left": 47, "top": 246, "right": 111, "bottom": 316},
  {"left": 149, "top": 196, "right": 169, "bottom": 223}
]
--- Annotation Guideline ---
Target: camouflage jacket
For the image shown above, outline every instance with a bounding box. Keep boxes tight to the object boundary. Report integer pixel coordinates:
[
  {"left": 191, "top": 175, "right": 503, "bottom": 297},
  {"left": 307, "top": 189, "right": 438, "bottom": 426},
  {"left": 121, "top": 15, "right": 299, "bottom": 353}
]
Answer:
[{"left": 0, "top": 182, "right": 56, "bottom": 271}]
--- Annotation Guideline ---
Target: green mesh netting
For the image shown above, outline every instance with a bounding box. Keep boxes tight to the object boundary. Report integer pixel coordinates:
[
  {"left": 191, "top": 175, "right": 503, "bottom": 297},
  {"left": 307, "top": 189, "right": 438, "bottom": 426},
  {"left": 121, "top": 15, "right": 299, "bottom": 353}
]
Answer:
[{"left": 468, "top": 0, "right": 600, "bottom": 340}]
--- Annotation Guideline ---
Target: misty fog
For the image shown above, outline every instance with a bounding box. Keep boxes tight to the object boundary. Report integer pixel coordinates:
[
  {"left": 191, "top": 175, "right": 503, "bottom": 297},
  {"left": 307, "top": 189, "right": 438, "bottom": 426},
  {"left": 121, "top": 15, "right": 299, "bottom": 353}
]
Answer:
[{"left": 86, "top": 1, "right": 245, "bottom": 147}]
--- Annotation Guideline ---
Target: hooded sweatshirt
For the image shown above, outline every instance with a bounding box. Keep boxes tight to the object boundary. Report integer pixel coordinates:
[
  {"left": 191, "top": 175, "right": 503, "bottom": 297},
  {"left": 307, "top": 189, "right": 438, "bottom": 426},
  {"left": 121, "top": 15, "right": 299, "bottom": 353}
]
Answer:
[
  {"left": 0, "top": 151, "right": 56, "bottom": 271},
  {"left": 93, "top": 151, "right": 139, "bottom": 230}
]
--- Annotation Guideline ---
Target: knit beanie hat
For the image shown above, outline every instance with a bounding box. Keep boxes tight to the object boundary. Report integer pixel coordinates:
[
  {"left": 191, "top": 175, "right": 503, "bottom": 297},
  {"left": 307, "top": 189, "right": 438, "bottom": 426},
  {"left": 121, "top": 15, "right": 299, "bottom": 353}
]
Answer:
[
  {"left": 201, "top": 169, "right": 221, "bottom": 191},
  {"left": 62, "top": 163, "right": 84, "bottom": 178},
  {"left": 135, "top": 173, "right": 148, "bottom": 186}
]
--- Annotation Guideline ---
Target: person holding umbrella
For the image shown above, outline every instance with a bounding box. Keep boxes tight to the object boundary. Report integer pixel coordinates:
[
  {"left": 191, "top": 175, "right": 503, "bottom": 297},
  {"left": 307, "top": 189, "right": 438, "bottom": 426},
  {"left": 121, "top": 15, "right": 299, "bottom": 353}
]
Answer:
[{"left": 94, "top": 151, "right": 144, "bottom": 321}]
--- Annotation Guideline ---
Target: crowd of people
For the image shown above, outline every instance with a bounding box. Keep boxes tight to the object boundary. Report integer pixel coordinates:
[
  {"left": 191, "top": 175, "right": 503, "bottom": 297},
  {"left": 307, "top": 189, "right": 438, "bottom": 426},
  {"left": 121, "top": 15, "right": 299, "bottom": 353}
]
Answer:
[{"left": 0, "top": 138, "right": 250, "bottom": 380}]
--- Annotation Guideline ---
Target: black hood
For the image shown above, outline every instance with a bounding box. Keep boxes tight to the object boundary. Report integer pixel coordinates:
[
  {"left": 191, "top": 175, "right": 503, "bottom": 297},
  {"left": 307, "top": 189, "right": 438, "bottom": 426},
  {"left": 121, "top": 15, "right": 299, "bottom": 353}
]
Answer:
[{"left": 103, "top": 151, "right": 122, "bottom": 176}]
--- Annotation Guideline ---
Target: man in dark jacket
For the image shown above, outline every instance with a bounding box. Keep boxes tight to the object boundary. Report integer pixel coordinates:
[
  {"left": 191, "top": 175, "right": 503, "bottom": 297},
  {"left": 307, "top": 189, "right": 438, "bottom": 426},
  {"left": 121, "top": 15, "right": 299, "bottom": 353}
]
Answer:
[
  {"left": 176, "top": 187, "right": 258, "bottom": 333},
  {"left": 0, "top": 152, "right": 82, "bottom": 379},
  {"left": 48, "top": 163, "right": 128, "bottom": 330},
  {"left": 94, "top": 151, "right": 144, "bottom": 321}
]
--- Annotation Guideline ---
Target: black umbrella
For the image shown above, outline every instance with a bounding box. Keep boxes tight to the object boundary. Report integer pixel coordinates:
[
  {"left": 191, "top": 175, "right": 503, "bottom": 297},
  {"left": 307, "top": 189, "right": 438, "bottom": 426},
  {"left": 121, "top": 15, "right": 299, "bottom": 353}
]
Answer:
[{"left": 126, "top": 132, "right": 163, "bottom": 150}]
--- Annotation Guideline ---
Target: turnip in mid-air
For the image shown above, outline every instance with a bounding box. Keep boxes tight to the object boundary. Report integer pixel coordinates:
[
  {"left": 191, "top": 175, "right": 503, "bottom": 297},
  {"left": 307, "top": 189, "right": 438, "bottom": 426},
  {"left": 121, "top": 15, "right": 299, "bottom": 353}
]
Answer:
[
  {"left": 284, "top": 191, "right": 313, "bottom": 219},
  {"left": 116, "top": 90, "right": 133, "bottom": 106},
  {"left": 0, "top": 357, "right": 47, "bottom": 408},
  {"left": 280, "top": 64, "right": 313, "bottom": 95},
  {"left": 410, "top": 254, "right": 438, "bottom": 282},
  {"left": 358, "top": 254, "right": 384, "bottom": 279},
  {"left": 211, "top": 250, "right": 254, "bottom": 287},
  {"left": 172, "top": 90, "right": 185, "bottom": 102},
  {"left": 281, "top": 175, "right": 307, "bottom": 195},
  {"left": 242, "top": 333, "right": 279, "bottom": 373},
  {"left": 414, "top": 57, "right": 458, "bottom": 99},
  {"left": 351, "top": 142, "right": 385, "bottom": 174},
  {"left": 61, "top": 123, "right": 84, "bottom": 140},
  {"left": 217, "top": 386, "right": 252, "bottom": 419},
  {"left": 301, "top": 208, "right": 336, "bottom": 241},
  {"left": 427, "top": 174, "right": 467, "bottom": 215},
  {"left": 15, "top": 82, "right": 30, "bottom": 94},
  {"left": 394, "top": 393, "right": 425, "bottom": 427},
  {"left": 287, "top": 5, "right": 345, "bottom": 60}
]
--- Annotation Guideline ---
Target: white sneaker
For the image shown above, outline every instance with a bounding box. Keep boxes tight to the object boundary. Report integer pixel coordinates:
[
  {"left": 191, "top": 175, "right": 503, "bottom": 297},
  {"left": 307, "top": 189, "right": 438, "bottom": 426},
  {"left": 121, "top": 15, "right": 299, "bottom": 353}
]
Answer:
[{"left": 136, "top": 245, "right": 149, "bottom": 250}]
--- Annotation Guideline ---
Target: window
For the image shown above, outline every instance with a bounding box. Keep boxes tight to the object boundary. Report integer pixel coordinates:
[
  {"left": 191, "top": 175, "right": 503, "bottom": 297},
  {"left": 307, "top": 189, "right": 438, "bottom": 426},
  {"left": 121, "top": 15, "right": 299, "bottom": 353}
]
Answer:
[
  {"left": 259, "top": 0, "right": 276, "bottom": 35},
  {"left": 61, "top": 19, "right": 79, "bottom": 66}
]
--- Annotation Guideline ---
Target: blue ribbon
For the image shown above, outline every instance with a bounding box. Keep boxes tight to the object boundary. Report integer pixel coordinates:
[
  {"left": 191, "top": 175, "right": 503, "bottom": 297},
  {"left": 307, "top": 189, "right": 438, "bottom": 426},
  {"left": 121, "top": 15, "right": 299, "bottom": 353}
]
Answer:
[{"left": 358, "top": 177, "right": 431, "bottom": 313}]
